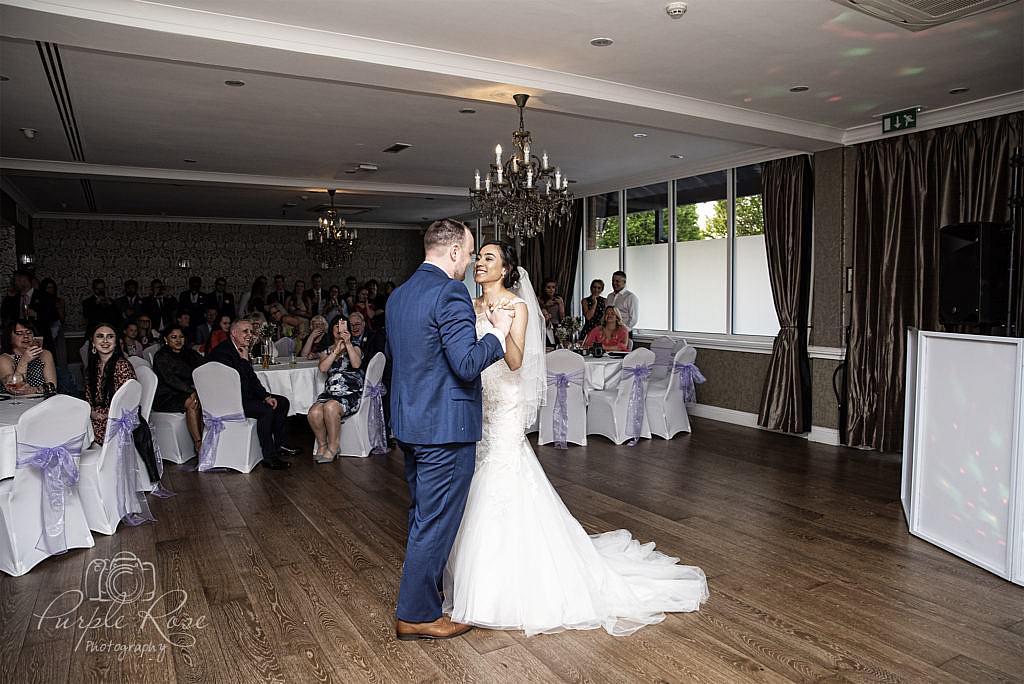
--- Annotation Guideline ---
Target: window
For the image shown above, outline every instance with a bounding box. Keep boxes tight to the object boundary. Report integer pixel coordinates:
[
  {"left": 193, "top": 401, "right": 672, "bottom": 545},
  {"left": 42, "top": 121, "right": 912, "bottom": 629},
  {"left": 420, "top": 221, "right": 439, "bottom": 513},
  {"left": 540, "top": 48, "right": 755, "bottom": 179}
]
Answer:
[
  {"left": 732, "top": 164, "right": 779, "bottom": 335},
  {"left": 674, "top": 171, "right": 727, "bottom": 333},
  {"left": 583, "top": 192, "right": 620, "bottom": 307},
  {"left": 624, "top": 182, "right": 669, "bottom": 330}
]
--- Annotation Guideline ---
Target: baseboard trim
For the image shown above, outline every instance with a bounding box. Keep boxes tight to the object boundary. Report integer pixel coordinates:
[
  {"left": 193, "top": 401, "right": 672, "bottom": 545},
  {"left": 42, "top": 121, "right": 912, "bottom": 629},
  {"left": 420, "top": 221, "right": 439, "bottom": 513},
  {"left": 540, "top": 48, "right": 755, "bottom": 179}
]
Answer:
[{"left": 688, "top": 403, "right": 842, "bottom": 446}]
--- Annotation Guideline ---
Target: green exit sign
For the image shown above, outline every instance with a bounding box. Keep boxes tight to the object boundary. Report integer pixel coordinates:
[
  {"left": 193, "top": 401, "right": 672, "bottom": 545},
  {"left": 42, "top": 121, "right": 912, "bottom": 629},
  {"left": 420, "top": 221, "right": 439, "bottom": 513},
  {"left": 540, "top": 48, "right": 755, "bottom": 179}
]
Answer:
[{"left": 882, "top": 108, "right": 918, "bottom": 134}]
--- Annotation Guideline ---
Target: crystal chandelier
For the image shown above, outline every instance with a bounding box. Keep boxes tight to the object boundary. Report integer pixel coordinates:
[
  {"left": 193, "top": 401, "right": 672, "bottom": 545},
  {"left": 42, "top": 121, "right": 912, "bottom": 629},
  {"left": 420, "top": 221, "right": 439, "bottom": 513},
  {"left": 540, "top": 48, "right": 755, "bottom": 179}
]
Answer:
[
  {"left": 307, "top": 188, "right": 358, "bottom": 269},
  {"left": 469, "top": 94, "right": 573, "bottom": 241}
]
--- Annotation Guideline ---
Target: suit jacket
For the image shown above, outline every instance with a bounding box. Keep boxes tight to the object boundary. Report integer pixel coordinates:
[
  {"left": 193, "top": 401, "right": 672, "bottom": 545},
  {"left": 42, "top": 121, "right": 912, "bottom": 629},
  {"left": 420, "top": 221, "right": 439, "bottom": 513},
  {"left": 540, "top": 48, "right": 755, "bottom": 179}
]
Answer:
[
  {"left": 114, "top": 295, "right": 144, "bottom": 321},
  {"left": 207, "top": 339, "right": 269, "bottom": 403},
  {"left": 178, "top": 290, "right": 206, "bottom": 323},
  {"left": 142, "top": 295, "right": 177, "bottom": 330},
  {"left": 385, "top": 263, "right": 504, "bottom": 445},
  {"left": 204, "top": 290, "right": 236, "bottom": 318},
  {"left": 82, "top": 294, "right": 123, "bottom": 330},
  {"left": 1, "top": 289, "right": 56, "bottom": 349},
  {"left": 266, "top": 289, "right": 289, "bottom": 307},
  {"left": 304, "top": 288, "right": 327, "bottom": 316}
]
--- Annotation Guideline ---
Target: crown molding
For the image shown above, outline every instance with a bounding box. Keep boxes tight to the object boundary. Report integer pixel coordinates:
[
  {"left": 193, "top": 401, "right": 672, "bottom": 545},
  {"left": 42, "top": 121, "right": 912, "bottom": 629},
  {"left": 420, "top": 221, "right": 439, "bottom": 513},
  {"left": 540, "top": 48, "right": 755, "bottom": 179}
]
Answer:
[
  {"left": 0, "top": 0, "right": 845, "bottom": 148},
  {"left": 0, "top": 175, "right": 38, "bottom": 214},
  {"left": 841, "top": 91, "right": 1024, "bottom": 146},
  {"left": 0, "top": 158, "right": 467, "bottom": 197},
  {"left": 31, "top": 211, "right": 421, "bottom": 230}
]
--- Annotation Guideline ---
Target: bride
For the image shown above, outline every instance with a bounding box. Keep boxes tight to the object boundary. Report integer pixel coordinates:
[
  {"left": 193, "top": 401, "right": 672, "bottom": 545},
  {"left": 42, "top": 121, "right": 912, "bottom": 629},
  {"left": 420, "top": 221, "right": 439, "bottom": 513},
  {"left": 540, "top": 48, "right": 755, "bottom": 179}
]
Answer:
[{"left": 444, "top": 241, "right": 708, "bottom": 637}]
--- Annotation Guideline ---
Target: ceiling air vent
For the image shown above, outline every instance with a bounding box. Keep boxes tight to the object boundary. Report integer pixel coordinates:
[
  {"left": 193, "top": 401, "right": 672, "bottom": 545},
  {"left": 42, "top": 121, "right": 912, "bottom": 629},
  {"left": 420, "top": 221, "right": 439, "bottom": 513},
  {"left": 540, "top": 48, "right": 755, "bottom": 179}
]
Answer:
[
  {"left": 307, "top": 204, "right": 377, "bottom": 216},
  {"left": 382, "top": 142, "right": 412, "bottom": 153},
  {"left": 830, "top": 0, "right": 1018, "bottom": 31}
]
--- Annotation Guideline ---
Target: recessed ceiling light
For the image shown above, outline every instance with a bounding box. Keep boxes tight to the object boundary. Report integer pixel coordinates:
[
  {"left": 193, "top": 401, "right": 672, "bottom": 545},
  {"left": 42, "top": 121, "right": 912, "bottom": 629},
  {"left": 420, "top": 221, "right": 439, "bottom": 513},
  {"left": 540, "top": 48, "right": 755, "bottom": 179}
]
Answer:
[
  {"left": 789, "top": 85, "right": 809, "bottom": 93},
  {"left": 224, "top": 79, "right": 245, "bottom": 87},
  {"left": 633, "top": 132, "right": 648, "bottom": 138},
  {"left": 424, "top": 197, "right": 435, "bottom": 201},
  {"left": 183, "top": 159, "right": 197, "bottom": 163},
  {"left": 590, "top": 37, "right": 614, "bottom": 47},
  {"left": 0, "top": 76, "right": 9, "bottom": 82},
  {"left": 459, "top": 108, "right": 477, "bottom": 114},
  {"left": 949, "top": 86, "right": 970, "bottom": 95},
  {"left": 344, "top": 169, "right": 357, "bottom": 174},
  {"left": 19, "top": 128, "right": 36, "bottom": 140},
  {"left": 670, "top": 153, "right": 685, "bottom": 159}
]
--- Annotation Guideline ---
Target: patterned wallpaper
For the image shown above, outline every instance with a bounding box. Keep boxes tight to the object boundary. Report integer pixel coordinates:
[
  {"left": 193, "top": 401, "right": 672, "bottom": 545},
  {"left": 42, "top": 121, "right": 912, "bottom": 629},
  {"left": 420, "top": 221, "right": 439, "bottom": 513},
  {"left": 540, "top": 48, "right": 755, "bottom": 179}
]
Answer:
[
  {"left": 0, "top": 224, "right": 16, "bottom": 284},
  {"left": 33, "top": 218, "right": 424, "bottom": 331}
]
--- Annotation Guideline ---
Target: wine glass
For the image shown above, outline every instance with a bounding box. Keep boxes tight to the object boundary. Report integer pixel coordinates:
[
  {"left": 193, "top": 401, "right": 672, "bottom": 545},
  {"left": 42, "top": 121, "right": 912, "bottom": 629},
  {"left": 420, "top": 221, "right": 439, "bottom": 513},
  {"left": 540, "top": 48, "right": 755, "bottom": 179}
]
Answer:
[{"left": 9, "top": 373, "right": 21, "bottom": 405}]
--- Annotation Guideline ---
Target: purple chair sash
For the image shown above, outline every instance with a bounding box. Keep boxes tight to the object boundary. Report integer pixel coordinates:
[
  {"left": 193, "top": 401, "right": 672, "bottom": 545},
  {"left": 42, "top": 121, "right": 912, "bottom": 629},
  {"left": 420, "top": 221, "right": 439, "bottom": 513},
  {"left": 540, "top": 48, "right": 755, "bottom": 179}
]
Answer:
[
  {"left": 672, "top": 362, "right": 706, "bottom": 404},
  {"left": 365, "top": 381, "right": 388, "bottom": 455},
  {"left": 16, "top": 433, "right": 86, "bottom": 555},
  {"left": 107, "top": 410, "right": 156, "bottom": 526},
  {"left": 622, "top": 364, "right": 652, "bottom": 446},
  {"left": 546, "top": 370, "right": 584, "bottom": 449},
  {"left": 150, "top": 440, "right": 175, "bottom": 498},
  {"left": 199, "top": 411, "right": 247, "bottom": 471}
]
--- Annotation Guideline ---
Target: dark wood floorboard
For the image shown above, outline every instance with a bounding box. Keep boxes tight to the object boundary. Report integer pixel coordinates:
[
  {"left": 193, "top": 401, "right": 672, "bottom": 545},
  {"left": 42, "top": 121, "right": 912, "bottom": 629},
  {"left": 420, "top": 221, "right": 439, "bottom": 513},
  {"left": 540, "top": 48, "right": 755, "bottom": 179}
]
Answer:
[{"left": 2, "top": 416, "right": 1022, "bottom": 684}]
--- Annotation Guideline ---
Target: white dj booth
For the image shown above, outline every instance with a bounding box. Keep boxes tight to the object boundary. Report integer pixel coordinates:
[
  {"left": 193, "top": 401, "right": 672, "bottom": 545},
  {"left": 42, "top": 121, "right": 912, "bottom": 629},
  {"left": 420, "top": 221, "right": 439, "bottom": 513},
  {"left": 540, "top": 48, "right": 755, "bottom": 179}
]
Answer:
[{"left": 902, "top": 329, "right": 1023, "bottom": 586}]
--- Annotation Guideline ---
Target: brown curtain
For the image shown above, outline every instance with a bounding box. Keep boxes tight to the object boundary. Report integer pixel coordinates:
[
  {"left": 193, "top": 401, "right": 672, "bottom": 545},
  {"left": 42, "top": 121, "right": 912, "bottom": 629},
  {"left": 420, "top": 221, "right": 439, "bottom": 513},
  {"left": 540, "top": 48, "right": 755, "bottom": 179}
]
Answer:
[
  {"left": 757, "top": 155, "right": 814, "bottom": 433},
  {"left": 847, "top": 112, "right": 1023, "bottom": 452},
  {"left": 521, "top": 198, "right": 583, "bottom": 302}
]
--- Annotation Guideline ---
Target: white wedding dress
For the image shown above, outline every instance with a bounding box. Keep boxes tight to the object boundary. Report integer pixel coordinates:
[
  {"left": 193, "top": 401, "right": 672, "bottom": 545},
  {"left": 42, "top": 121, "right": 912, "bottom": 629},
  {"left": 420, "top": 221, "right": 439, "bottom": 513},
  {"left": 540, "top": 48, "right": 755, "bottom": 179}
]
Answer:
[{"left": 442, "top": 303, "right": 709, "bottom": 637}]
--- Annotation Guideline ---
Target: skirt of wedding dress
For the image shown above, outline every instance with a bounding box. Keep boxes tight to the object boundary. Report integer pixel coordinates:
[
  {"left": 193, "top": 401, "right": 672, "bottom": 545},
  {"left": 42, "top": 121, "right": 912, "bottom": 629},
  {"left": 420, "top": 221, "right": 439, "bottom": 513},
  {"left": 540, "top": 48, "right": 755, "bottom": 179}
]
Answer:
[{"left": 442, "top": 437, "right": 709, "bottom": 637}]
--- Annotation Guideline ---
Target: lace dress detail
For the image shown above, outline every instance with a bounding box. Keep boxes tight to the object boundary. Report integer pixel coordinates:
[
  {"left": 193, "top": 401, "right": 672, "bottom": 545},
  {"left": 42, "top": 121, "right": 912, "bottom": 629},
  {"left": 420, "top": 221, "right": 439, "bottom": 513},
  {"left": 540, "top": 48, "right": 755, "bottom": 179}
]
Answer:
[{"left": 443, "top": 302, "right": 708, "bottom": 637}]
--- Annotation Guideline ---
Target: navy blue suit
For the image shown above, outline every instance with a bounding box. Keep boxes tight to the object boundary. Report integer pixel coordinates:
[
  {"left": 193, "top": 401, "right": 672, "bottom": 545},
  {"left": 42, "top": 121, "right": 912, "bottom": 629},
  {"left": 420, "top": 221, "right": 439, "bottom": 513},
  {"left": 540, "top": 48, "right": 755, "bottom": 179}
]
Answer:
[{"left": 386, "top": 262, "right": 505, "bottom": 622}]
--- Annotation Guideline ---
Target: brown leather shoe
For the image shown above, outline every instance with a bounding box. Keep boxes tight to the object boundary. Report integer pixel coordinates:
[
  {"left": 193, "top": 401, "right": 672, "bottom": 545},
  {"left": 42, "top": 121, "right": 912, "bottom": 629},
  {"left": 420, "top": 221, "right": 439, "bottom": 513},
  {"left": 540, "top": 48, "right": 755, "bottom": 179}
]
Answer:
[{"left": 395, "top": 615, "right": 473, "bottom": 641}]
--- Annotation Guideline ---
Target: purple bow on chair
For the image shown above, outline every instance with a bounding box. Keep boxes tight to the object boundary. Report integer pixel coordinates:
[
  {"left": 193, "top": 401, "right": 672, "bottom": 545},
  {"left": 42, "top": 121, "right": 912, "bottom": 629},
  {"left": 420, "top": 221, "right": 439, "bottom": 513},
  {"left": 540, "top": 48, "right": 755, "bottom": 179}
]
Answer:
[
  {"left": 365, "top": 381, "right": 388, "bottom": 455},
  {"left": 199, "top": 411, "right": 247, "bottom": 471},
  {"left": 622, "top": 364, "right": 652, "bottom": 446},
  {"left": 107, "top": 410, "right": 156, "bottom": 526},
  {"left": 672, "top": 362, "right": 706, "bottom": 404},
  {"left": 16, "top": 433, "right": 86, "bottom": 555},
  {"left": 546, "top": 370, "right": 584, "bottom": 450}
]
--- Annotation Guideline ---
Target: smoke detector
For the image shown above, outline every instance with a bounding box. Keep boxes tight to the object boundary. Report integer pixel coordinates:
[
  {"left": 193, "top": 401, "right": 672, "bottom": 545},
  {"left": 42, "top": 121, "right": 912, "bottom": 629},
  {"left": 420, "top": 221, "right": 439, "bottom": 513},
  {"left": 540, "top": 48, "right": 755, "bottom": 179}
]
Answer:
[{"left": 665, "top": 2, "right": 687, "bottom": 19}]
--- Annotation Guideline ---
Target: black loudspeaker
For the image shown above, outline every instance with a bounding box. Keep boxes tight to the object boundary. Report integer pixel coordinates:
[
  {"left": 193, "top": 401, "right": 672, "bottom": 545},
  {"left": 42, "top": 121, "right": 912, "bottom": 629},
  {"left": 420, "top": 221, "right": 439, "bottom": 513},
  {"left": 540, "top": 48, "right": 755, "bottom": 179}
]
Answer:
[{"left": 939, "top": 222, "right": 1011, "bottom": 325}]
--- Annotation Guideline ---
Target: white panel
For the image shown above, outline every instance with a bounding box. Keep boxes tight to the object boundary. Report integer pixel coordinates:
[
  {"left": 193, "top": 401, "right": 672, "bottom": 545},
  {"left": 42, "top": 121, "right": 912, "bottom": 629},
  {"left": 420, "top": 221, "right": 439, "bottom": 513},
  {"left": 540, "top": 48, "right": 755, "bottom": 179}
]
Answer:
[
  {"left": 624, "top": 243, "right": 669, "bottom": 330},
  {"left": 582, "top": 247, "right": 620, "bottom": 301},
  {"left": 674, "top": 239, "right": 727, "bottom": 333},
  {"left": 912, "top": 334, "right": 1021, "bottom": 577},
  {"left": 901, "top": 328, "right": 920, "bottom": 523},
  {"left": 733, "top": 234, "right": 779, "bottom": 336}
]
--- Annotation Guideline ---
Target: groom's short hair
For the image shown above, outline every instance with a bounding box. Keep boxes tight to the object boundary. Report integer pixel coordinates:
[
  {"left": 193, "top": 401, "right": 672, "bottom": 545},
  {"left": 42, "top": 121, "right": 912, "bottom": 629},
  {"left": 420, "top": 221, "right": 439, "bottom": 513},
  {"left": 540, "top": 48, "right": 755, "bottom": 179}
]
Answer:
[{"left": 424, "top": 219, "right": 469, "bottom": 253}]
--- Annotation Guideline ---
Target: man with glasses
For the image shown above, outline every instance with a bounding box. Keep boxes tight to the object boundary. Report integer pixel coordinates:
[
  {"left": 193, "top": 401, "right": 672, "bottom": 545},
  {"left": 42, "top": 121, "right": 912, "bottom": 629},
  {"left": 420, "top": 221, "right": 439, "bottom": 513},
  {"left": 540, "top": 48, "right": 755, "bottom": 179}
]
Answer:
[{"left": 208, "top": 319, "right": 296, "bottom": 470}]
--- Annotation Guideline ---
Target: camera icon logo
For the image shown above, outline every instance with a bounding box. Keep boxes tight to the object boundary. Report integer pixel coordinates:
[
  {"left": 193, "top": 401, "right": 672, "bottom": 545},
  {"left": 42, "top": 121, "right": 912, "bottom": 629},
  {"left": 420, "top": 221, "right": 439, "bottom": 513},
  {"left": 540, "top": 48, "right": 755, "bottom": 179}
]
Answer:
[{"left": 86, "top": 552, "right": 156, "bottom": 604}]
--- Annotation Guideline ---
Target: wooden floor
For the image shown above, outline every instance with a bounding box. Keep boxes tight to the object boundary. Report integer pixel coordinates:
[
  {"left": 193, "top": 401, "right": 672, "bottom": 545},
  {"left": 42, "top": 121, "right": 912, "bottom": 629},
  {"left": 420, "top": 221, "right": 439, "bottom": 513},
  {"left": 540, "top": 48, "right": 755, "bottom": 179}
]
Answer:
[{"left": 2, "top": 417, "right": 1022, "bottom": 684}]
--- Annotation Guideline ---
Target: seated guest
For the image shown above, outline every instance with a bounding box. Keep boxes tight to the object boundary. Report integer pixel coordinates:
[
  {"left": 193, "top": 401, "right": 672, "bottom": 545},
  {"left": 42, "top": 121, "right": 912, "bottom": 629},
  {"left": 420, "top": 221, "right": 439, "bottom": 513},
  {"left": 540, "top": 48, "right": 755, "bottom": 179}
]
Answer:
[
  {"left": 347, "top": 310, "right": 368, "bottom": 347},
  {"left": 194, "top": 306, "right": 219, "bottom": 349},
  {"left": 352, "top": 286, "right": 376, "bottom": 327},
  {"left": 307, "top": 315, "right": 363, "bottom": 463},
  {"left": 268, "top": 302, "right": 308, "bottom": 341},
  {"left": 208, "top": 320, "right": 295, "bottom": 470},
  {"left": 202, "top": 314, "right": 231, "bottom": 354},
  {"left": 238, "top": 276, "right": 267, "bottom": 317},
  {"left": 0, "top": 319, "right": 57, "bottom": 394},
  {"left": 580, "top": 278, "right": 606, "bottom": 337},
  {"left": 173, "top": 309, "right": 192, "bottom": 344},
  {"left": 85, "top": 323, "right": 136, "bottom": 445},
  {"left": 321, "top": 285, "right": 348, "bottom": 321},
  {"left": 285, "top": 279, "right": 311, "bottom": 319},
  {"left": 152, "top": 325, "right": 206, "bottom": 454},
  {"left": 122, "top": 320, "right": 144, "bottom": 357},
  {"left": 582, "top": 306, "right": 630, "bottom": 352},
  {"left": 136, "top": 313, "right": 157, "bottom": 347},
  {"left": 299, "top": 315, "right": 329, "bottom": 359}
]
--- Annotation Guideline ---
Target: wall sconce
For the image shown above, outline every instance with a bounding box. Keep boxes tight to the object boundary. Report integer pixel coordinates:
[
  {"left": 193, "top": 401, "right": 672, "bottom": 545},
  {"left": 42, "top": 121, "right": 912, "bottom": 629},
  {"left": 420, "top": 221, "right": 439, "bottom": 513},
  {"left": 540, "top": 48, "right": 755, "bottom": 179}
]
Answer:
[
  {"left": 177, "top": 257, "right": 191, "bottom": 270},
  {"left": 17, "top": 253, "right": 34, "bottom": 266}
]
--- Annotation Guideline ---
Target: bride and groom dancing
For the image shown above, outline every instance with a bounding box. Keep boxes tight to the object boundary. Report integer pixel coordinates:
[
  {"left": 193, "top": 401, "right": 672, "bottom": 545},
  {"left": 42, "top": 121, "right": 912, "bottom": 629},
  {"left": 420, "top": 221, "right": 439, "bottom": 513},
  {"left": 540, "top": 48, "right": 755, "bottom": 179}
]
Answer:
[{"left": 385, "top": 219, "right": 708, "bottom": 641}]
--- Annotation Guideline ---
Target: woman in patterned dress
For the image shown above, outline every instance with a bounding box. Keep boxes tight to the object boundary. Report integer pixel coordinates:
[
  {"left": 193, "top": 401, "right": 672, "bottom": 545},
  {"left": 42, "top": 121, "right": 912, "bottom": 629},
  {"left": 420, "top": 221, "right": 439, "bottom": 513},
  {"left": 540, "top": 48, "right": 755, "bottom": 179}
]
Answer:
[
  {"left": 85, "top": 323, "right": 136, "bottom": 445},
  {"left": 306, "top": 315, "right": 363, "bottom": 463},
  {"left": 0, "top": 318, "right": 57, "bottom": 394}
]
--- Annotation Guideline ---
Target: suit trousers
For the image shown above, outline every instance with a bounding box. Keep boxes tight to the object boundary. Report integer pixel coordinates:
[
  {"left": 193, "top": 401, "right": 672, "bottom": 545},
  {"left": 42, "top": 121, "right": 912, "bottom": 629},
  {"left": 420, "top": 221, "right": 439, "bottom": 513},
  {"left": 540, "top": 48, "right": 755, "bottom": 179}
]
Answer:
[
  {"left": 242, "top": 394, "right": 290, "bottom": 458},
  {"left": 395, "top": 441, "right": 476, "bottom": 623}
]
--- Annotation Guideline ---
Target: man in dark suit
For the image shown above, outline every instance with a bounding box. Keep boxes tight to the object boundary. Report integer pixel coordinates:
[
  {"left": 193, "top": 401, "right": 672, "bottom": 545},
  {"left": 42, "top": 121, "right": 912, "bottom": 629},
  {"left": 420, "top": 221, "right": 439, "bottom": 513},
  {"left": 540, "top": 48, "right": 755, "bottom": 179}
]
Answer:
[
  {"left": 1, "top": 269, "right": 56, "bottom": 348},
  {"left": 265, "top": 274, "right": 288, "bottom": 307},
  {"left": 304, "top": 273, "right": 326, "bottom": 316},
  {"left": 178, "top": 276, "right": 206, "bottom": 326},
  {"left": 207, "top": 319, "right": 296, "bottom": 470},
  {"left": 205, "top": 276, "right": 236, "bottom": 318},
  {"left": 114, "top": 279, "right": 144, "bottom": 321},
  {"left": 142, "top": 278, "right": 176, "bottom": 331},
  {"left": 386, "top": 218, "right": 512, "bottom": 640},
  {"left": 82, "top": 278, "right": 122, "bottom": 331}
]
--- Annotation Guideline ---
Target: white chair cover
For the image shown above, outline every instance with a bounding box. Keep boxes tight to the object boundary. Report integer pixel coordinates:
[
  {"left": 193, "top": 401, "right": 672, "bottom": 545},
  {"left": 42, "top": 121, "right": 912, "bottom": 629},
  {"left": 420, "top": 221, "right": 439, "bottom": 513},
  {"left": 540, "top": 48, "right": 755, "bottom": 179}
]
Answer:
[
  {"left": 131, "top": 365, "right": 159, "bottom": 492},
  {"left": 274, "top": 337, "right": 295, "bottom": 359},
  {"left": 315, "top": 352, "right": 387, "bottom": 458},
  {"left": 0, "top": 396, "right": 94, "bottom": 576},
  {"left": 649, "top": 336, "right": 677, "bottom": 381},
  {"left": 128, "top": 355, "right": 151, "bottom": 371},
  {"left": 538, "top": 350, "right": 587, "bottom": 448},
  {"left": 143, "top": 343, "right": 162, "bottom": 365},
  {"left": 672, "top": 337, "right": 689, "bottom": 353},
  {"left": 150, "top": 411, "right": 195, "bottom": 464},
  {"left": 192, "top": 363, "right": 262, "bottom": 473},
  {"left": 646, "top": 346, "right": 694, "bottom": 439},
  {"left": 585, "top": 348, "right": 654, "bottom": 445},
  {"left": 78, "top": 380, "right": 148, "bottom": 535}
]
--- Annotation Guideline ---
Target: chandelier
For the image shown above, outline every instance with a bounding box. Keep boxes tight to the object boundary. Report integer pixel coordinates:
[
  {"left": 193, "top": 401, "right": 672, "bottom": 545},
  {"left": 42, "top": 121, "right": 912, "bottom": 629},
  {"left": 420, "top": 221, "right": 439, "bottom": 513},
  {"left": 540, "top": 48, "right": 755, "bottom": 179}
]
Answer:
[
  {"left": 469, "top": 93, "right": 573, "bottom": 241},
  {"left": 306, "top": 188, "right": 358, "bottom": 269}
]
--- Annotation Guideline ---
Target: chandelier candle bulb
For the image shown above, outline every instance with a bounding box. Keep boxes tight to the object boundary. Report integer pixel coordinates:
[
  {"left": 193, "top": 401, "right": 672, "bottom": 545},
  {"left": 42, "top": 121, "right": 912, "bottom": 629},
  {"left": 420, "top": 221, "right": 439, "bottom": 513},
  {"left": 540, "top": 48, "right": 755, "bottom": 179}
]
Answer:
[
  {"left": 474, "top": 169, "right": 481, "bottom": 190},
  {"left": 542, "top": 151, "right": 548, "bottom": 169},
  {"left": 485, "top": 177, "right": 491, "bottom": 192},
  {"left": 495, "top": 144, "right": 502, "bottom": 166},
  {"left": 526, "top": 169, "right": 533, "bottom": 188},
  {"left": 554, "top": 167, "right": 561, "bottom": 188},
  {"left": 523, "top": 143, "right": 530, "bottom": 162},
  {"left": 512, "top": 157, "right": 518, "bottom": 173},
  {"left": 497, "top": 168, "right": 503, "bottom": 185}
]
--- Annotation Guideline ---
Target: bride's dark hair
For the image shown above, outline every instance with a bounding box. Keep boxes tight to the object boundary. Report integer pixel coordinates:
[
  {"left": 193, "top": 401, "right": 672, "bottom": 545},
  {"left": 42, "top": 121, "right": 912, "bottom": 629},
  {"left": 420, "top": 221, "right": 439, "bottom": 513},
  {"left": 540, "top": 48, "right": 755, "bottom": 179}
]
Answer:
[{"left": 480, "top": 240, "right": 520, "bottom": 289}]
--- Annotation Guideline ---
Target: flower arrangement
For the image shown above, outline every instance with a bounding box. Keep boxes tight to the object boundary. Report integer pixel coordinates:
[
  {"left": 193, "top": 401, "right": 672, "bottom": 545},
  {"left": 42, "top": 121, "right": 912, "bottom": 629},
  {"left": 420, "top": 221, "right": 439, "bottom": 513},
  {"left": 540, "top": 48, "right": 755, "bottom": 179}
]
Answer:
[{"left": 554, "top": 315, "right": 584, "bottom": 348}]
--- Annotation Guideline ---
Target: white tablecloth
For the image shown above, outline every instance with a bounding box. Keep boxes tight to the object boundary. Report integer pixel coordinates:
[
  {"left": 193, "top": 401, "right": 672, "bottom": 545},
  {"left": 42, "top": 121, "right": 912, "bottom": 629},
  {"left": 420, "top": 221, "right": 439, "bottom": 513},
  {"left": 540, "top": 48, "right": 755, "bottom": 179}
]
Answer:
[
  {"left": 583, "top": 356, "right": 622, "bottom": 392},
  {"left": 0, "top": 397, "right": 92, "bottom": 481},
  {"left": 255, "top": 361, "right": 325, "bottom": 416}
]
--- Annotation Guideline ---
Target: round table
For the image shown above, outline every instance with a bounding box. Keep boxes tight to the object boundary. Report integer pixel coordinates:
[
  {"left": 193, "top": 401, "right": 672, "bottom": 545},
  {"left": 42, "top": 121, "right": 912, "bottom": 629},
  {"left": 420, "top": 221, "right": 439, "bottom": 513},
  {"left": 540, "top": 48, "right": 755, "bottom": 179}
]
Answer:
[
  {"left": 0, "top": 396, "right": 93, "bottom": 480},
  {"left": 254, "top": 361, "right": 325, "bottom": 416}
]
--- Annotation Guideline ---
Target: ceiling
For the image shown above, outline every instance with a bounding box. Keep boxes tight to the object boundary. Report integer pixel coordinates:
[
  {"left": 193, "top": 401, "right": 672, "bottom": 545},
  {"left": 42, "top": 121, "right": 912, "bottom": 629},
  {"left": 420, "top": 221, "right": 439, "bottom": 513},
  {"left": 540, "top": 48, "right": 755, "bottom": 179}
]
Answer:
[{"left": 0, "top": 0, "right": 1021, "bottom": 226}]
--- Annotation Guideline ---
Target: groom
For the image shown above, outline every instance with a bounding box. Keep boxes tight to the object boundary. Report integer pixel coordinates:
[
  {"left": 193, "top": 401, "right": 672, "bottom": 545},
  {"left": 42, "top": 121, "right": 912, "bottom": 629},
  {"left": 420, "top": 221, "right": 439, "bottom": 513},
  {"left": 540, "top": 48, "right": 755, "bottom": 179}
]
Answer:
[{"left": 386, "top": 219, "right": 513, "bottom": 640}]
